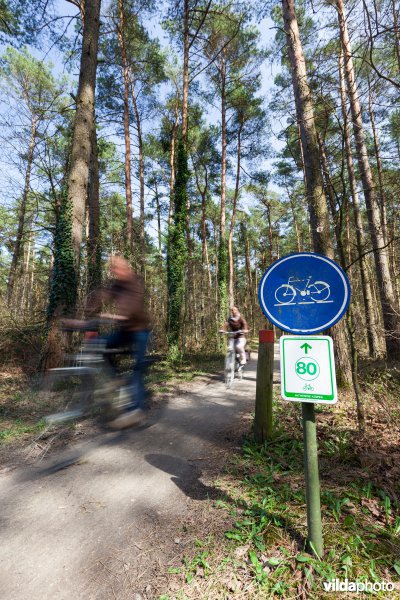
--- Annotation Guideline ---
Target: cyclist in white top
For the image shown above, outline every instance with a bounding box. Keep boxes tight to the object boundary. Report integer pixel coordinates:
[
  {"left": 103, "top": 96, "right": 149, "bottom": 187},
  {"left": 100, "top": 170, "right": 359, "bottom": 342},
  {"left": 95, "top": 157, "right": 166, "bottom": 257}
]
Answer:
[{"left": 220, "top": 306, "right": 249, "bottom": 367}]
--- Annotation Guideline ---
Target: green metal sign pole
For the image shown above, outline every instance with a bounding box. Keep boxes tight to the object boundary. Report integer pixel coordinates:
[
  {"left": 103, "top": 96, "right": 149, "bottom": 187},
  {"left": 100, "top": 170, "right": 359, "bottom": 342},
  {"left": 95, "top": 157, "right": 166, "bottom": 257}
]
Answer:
[{"left": 302, "top": 402, "right": 324, "bottom": 558}]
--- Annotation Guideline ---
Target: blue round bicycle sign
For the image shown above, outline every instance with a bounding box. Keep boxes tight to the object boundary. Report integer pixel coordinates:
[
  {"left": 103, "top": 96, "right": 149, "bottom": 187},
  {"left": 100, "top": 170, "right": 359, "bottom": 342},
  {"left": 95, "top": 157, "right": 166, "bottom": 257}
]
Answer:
[{"left": 258, "top": 253, "right": 351, "bottom": 334}]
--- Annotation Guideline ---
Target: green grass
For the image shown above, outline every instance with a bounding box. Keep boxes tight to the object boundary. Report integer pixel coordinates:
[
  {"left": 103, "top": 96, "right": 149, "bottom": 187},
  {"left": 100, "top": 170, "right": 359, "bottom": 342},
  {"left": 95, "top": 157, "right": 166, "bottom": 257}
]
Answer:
[
  {"left": 0, "top": 418, "right": 47, "bottom": 444},
  {"left": 165, "top": 385, "right": 400, "bottom": 598},
  {"left": 0, "top": 370, "right": 51, "bottom": 446}
]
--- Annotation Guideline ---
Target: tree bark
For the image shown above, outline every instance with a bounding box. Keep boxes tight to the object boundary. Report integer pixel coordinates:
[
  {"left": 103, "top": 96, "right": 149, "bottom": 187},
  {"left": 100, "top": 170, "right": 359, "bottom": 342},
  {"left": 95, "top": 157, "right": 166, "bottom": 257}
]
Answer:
[
  {"left": 392, "top": 0, "right": 400, "bottom": 73},
  {"left": 265, "top": 201, "right": 274, "bottom": 264},
  {"left": 87, "top": 119, "right": 101, "bottom": 292},
  {"left": 220, "top": 56, "right": 227, "bottom": 251},
  {"left": 335, "top": 0, "right": 400, "bottom": 357},
  {"left": 317, "top": 134, "right": 353, "bottom": 386},
  {"left": 282, "top": 0, "right": 332, "bottom": 255},
  {"left": 218, "top": 54, "right": 228, "bottom": 331},
  {"left": 154, "top": 181, "right": 162, "bottom": 261},
  {"left": 243, "top": 225, "right": 255, "bottom": 329},
  {"left": 181, "top": 0, "right": 189, "bottom": 142},
  {"left": 169, "top": 104, "right": 179, "bottom": 226},
  {"left": 117, "top": 0, "right": 133, "bottom": 254},
  {"left": 228, "top": 125, "right": 242, "bottom": 306},
  {"left": 181, "top": 0, "right": 193, "bottom": 342},
  {"left": 368, "top": 81, "right": 388, "bottom": 245},
  {"left": 287, "top": 188, "right": 302, "bottom": 251},
  {"left": 21, "top": 224, "right": 33, "bottom": 311},
  {"left": 338, "top": 55, "right": 380, "bottom": 357},
  {"left": 318, "top": 134, "right": 366, "bottom": 429},
  {"left": 282, "top": 0, "right": 352, "bottom": 385},
  {"left": 7, "top": 114, "right": 36, "bottom": 305},
  {"left": 194, "top": 165, "right": 212, "bottom": 292},
  {"left": 69, "top": 0, "right": 101, "bottom": 271},
  {"left": 201, "top": 192, "right": 212, "bottom": 291},
  {"left": 129, "top": 65, "right": 146, "bottom": 277}
]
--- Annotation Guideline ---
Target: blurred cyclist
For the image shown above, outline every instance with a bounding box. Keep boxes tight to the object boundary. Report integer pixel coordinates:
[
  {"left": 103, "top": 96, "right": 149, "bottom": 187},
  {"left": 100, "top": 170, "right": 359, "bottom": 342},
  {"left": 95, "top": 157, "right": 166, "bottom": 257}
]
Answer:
[
  {"left": 220, "top": 306, "right": 249, "bottom": 369},
  {"left": 95, "top": 255, "right": 151, "bottom": 428}
]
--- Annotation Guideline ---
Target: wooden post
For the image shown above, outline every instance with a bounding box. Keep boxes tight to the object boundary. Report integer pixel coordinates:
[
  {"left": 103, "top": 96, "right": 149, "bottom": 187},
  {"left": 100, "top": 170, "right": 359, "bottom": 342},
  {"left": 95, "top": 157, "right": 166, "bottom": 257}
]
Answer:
[{"left": 254, "top": 330, "right": 274, "bottom": 443}]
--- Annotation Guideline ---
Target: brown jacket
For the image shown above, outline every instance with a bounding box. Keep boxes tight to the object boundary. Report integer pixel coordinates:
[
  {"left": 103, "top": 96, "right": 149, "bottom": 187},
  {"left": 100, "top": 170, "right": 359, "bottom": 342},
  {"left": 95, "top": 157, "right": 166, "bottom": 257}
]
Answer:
[
  {"left": 223, "top": 315, "right": 249, "bottom": 339},
  {"left": 90, "top": 274, "right": 151, "bottom": 331}
]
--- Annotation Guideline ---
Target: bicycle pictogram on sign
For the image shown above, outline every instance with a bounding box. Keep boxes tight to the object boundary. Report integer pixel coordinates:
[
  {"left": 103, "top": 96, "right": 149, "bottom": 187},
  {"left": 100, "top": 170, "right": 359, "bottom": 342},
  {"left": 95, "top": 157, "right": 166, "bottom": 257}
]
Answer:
[{"left": 274, "top": 276, "right": 333, "bottom": 306}]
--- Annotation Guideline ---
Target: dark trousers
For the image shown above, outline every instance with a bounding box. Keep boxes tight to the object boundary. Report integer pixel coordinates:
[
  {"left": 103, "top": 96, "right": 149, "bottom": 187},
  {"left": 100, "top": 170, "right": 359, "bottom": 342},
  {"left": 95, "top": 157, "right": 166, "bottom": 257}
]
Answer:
[{"left": 106, "top": 329, "right": 150, "bottom": 410}]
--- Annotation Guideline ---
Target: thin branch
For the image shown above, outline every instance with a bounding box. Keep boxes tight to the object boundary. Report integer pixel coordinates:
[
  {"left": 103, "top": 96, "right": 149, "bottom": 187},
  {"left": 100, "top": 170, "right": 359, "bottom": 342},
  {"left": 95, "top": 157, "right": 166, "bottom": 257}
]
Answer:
[
  {"left": 345, "top": 237, "right": 400, "bottom": 271},
  {"left": 188, "top": 0, "right": 213, "bottom": 51},
  {"left": 188, "top": 21, "right": 243, "bottom": 84}
]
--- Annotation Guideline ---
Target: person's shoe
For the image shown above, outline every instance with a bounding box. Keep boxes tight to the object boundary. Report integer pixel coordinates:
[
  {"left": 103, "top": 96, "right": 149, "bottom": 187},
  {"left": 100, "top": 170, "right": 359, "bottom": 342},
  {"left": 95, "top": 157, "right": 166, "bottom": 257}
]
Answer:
[{"left": 109, "top": 408, "right": 146, "bottom": 430}]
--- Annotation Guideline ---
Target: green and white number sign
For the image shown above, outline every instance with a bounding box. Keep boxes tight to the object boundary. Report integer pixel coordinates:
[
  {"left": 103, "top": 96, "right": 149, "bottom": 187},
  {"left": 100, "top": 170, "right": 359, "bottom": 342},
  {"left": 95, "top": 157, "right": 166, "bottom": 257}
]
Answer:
[{"left": 280, "top": 335, "right": 337, "bottom": 404}]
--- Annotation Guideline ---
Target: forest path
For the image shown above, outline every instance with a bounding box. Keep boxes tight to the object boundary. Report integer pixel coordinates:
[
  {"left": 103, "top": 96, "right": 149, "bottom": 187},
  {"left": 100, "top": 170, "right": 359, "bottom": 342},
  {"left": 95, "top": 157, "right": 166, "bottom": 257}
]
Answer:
[{"left": 0, "top": 347, "right": 280, "bottom": 599}]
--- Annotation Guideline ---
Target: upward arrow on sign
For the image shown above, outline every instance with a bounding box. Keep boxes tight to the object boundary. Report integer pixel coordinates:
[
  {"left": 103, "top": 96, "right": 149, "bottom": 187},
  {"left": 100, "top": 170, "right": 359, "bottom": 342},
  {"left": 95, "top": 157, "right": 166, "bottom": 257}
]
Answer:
[{"left": 300, "top": 343, "right": 312, "bottom": 354}]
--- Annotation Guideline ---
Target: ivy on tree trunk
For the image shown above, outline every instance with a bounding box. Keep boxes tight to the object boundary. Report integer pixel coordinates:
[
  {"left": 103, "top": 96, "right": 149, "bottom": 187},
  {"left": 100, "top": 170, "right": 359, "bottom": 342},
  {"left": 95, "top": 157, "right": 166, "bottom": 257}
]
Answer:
[
  {"left": 47, "top": 189, "right": 77, "bottom": 320},
  {"left": 166, "top": 138, "right": 188, "bottom": 348}
]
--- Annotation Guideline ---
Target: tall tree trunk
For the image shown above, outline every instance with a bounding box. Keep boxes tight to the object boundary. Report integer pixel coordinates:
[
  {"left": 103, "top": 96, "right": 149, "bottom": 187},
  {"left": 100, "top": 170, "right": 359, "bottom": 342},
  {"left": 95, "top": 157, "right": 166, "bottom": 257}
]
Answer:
[
  {"left": 287, "top": 189, "right": 302, "bottom": 251},
  {"left": 169, "top": 104, "right": 179, "bottom": 226},
  {"left": 201, "top": 194, "right": 212, "bottom": 292},
  {"left": 195, "top": 163, "right": 212, "bottom": 291},
  {"left": 336, "top": 0, "right": 400, "bottom": 357},
  {"left": 185, "top": 196, "right": 195, "bottom": 349},
  {"left": 166, "top": 0, "right": 189, "bottom": 349},
  {"left": 243, "top": 225, "right": 255, "bottom": 329},
  {"left": 29, "top": 236, "right": 36, "bottom": 312},
  {"left": 282, "top": 0, "right": 331, "bottom": 254},
  {"left": 391, "top": 214, "right": 400, "bottom": 304},
  {"left": 282, "top": 0, "right": 352, "bottom": 385},
  {"left": 117, "top": 0, "right": 133, "bottom": 255},
  {"left": 265, "top": 202, "right": 274, "bottom": 264},
  {"left": 181, "top": 0, "right": 189, "bottom": 142},
  {"left": 393, "top": 0, "right": 400, "bottom": 73},
  {"left": 129, "top": 65, "right": 146, "bottom": 277},
  {"left": 20, "top": 225, "right": 32, "bottom": 311},
  {"left": 228, "top": 125, "right": 242, "bottom": 305},
  {"left": 339, "top": 55, "right": 380, "bottom": 357},
  {"left": 367, "top": 81, "right": 388, "bottom": 244},
  {"left": 218, "top": 54, "right": 228, "bottom": 326},
  {"left": 154, "top": 182, "right": 162, "bottom": 262},
  {"left": 319, "top": 135, "right": 366, "bottom": 430},
  {"left": 317, "top": 134, "right": 353, "bottom": 386},
  {"left": 87, "top": 119, "right": 101, "bottom": 292},
  {"left": 167, "top": 137, "right": 188, "bottom": 347},
  {"left": 68, "top": 0, "right": 101, "bottom": 274},
  {"left": 8, "top": 114, "right": 36, "bottom": 305}
]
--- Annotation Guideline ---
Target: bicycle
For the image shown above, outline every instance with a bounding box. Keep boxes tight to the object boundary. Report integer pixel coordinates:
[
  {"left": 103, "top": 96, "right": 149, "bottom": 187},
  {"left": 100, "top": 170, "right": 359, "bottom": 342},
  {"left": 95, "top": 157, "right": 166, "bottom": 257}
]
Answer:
[
  {"left": 41, "top": 320, "right": 154, "bottom": 428},
  {"left": 274, "top": 276, "right": 330, "bottom": 305},
  {"left": 220, "top": 330, "right": 245, "bottom": 389}
]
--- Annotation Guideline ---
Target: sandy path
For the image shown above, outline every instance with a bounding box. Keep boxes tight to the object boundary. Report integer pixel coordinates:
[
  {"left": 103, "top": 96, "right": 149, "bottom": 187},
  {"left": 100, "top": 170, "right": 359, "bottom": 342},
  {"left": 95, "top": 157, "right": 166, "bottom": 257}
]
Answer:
[{"left": 0, "top": 348, "right": 280, "bottom": 599}]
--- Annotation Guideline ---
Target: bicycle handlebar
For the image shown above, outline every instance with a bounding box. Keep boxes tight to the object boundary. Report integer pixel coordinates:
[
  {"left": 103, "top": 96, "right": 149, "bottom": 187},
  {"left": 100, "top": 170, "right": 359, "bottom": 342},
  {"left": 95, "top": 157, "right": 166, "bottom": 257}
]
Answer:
[
  {"left": 60, "top": 317, "right": 116, "bottom": 332},
  {"left": 219, "top": 330, "right": 245, "bottom": 335}
]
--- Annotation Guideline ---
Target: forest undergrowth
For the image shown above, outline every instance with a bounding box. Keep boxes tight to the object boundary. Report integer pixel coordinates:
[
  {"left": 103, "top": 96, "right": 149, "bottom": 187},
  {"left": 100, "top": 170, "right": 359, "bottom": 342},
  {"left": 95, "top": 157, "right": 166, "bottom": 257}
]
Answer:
[{"left": 159, "top": 361, "right": 400, "bottom": 599}]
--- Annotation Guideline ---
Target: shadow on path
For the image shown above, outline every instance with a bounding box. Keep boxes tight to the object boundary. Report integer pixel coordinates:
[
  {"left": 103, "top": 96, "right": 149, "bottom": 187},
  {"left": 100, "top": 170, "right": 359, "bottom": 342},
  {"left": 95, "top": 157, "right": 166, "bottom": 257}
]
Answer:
[{"left": 145, "top": 453, "right": 234, "bottom": 503}]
